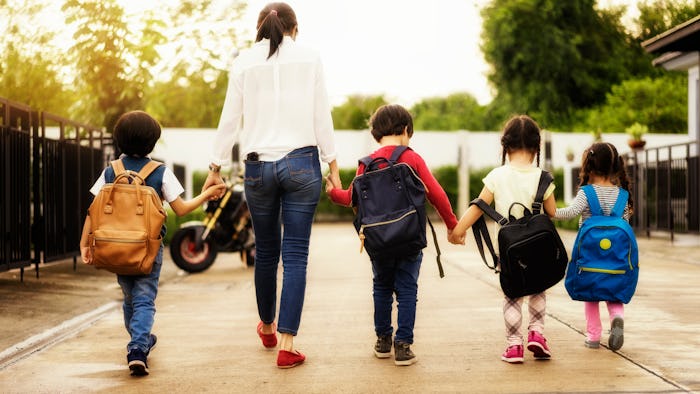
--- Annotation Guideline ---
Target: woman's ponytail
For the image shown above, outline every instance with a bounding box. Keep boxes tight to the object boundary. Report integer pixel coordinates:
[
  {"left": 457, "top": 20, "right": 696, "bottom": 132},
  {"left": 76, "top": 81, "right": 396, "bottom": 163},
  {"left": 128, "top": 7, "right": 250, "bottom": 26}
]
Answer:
[{"left": 256, "top": 3, "right": 297, "bottom": 59}]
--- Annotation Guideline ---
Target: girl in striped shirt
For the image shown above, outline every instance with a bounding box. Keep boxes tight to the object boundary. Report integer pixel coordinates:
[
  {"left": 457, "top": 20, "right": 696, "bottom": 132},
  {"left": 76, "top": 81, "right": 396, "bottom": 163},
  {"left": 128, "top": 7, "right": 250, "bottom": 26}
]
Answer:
[{"left": 555, "top": 142, "right": 633, "bottom": 351}]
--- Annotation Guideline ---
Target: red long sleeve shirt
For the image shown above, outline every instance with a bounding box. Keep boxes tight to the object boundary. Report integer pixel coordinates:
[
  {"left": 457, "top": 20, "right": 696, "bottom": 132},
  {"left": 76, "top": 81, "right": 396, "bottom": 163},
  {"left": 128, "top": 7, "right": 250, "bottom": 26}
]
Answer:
[{"left": 328, "top": 145, "right": 458, "bottom": 230}]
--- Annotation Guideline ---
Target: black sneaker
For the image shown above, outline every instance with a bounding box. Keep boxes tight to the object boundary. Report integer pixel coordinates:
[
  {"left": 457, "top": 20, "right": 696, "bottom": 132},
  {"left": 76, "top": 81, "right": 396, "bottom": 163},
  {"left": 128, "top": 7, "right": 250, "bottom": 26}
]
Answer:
[
  {"left": 374, "top": 335, "right": 392, "bottom": 359},
  {"left": 127, "top": 349, "right": 149, "bottom": 376},
  {"left": 394, "top": 341, "right": 417, "bottom": 366},
  {"left": 146, "top": 334, "right": 157, "bottom": 356}
]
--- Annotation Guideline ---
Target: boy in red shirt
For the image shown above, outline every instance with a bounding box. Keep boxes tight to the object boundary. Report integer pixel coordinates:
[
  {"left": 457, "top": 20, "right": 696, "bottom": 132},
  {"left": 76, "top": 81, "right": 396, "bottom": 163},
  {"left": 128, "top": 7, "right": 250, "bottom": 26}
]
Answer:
[{"left": 326, "top": 104, "right": 458, "bottom": 366}]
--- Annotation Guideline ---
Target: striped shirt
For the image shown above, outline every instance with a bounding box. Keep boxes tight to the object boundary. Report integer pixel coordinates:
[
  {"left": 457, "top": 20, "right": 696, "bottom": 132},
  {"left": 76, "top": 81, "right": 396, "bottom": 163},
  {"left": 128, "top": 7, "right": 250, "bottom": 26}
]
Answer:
[{"left": 555, "top": 184, "right": 631, "bottom": 228}]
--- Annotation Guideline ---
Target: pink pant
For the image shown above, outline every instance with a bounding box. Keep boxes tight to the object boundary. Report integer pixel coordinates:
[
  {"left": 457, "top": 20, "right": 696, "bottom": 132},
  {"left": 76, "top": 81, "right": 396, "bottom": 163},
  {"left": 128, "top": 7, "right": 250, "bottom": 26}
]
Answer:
[{"left": 584, "top": 301, "right": 624, "bottom": 341}]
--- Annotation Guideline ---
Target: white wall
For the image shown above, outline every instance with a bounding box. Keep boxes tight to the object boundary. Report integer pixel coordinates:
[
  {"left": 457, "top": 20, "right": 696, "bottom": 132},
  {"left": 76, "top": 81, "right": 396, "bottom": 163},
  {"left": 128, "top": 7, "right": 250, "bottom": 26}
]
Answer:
[{"left": 152, "top": 128, "right": 692, "bottom": 200}]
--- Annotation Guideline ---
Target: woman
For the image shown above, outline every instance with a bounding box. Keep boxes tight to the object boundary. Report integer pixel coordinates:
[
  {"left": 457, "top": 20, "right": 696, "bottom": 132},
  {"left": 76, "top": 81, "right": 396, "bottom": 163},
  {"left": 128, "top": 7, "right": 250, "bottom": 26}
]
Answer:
[{"left": 202, "top": 2, "right": 340, "bottom": 368}]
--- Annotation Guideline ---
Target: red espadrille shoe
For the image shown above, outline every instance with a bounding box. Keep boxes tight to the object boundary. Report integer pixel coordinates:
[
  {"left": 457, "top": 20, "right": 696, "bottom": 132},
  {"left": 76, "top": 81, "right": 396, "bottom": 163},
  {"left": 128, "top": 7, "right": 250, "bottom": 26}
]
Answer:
[
  {"left": 277, "top": 350, "right": 305, "bottom": 369},
  {"left": 257, "top": 321, "right": 278, "bottom": 348}
]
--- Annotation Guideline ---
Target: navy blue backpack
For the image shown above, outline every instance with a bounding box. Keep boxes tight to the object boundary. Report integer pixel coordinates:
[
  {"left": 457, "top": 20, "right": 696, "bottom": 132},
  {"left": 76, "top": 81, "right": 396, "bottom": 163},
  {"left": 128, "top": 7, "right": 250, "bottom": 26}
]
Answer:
[
  {"left": 351, "top": 146, "right": 444, "bottom": 277},
  {"left": 565, "top": 185, "right": 639, "bottom": 304}
]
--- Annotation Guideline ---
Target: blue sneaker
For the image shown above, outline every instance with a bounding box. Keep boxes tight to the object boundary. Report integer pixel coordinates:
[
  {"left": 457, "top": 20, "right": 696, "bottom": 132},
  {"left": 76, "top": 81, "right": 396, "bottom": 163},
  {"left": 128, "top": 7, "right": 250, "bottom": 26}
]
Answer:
[
  {"left": 146, "top": 334, "right": 157, "bottom": 356},
  {"left": 127, "top": 348, "right": 149, "bottom": 376}
]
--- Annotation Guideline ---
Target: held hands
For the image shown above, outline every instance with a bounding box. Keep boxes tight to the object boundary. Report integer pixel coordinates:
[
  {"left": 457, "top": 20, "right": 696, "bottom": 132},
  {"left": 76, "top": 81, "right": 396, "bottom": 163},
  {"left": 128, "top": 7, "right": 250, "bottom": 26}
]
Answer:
[
  {"left": 202, "top": 171, "right": 225, "bottom": 200},
  {"left": 448, "top": 228, "right": 466, "bottom": 245},
  {"left": 203, "top": 184, "right": 228, "bottom": 200},
  {"left": 324, "top": 173, "right": 342, "bottom": 194}
]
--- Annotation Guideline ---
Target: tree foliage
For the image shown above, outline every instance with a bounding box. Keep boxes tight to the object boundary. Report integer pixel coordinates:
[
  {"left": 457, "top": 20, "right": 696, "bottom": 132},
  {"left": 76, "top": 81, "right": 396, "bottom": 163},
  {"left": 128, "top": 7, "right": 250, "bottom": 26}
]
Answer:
[
  {"left": 480, "top": 0, "right": 654, "bottom": 127},
  {"left": 582, "top": 73, "right": 688, "bottom": 133},
  {"left": 411, "top": 93, "right": 486, "bottom": 131},
  {"left": 331, "top": 95, "right": 387, "bottom": 130},
  {"left": 636, "top": 0, "right": 700, "bottom": 40},
  {"left": 62, "top": 0, "right": 165, "bottom": 131},
  {"left": 0, "top": 0, "right": 73, "bottom": 114}
]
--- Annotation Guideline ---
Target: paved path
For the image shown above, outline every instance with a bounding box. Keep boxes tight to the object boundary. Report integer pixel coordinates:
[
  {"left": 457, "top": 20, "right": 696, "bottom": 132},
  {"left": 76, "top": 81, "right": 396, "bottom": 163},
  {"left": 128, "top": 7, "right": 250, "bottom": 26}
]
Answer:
[{"left": 0, "top": 223, "right": 698, "bottom": 393}]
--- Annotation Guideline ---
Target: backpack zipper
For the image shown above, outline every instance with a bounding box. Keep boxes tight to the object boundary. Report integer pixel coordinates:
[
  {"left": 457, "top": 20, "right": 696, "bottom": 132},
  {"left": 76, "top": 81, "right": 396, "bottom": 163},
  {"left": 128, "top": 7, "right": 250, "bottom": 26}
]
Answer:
[
  {"left": 93, "top": 237, "right": 146, "bottom": 245},
  {"left": 358, "top": 209, "right": 417, "bottom": 253},
  {"left": 579, "top": 267, "right": 626, "bottom": 275}
]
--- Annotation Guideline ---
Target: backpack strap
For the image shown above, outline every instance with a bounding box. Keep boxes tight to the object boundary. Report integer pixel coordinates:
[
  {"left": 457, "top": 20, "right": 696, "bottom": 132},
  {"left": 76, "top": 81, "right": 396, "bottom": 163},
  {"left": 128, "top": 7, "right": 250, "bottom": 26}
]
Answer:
[
  {"left": 389, "top": 145, "right": 409, "bottom": 163},
  {"left": 426, "top": 216, "right": 445, "bottom": 278},
  {"left": 110, "top": 159, "right": 126, "bottom": 176},
  {"left": 611, "top": 189, "right": 629, "bottom": 218},
  {"left": 469, "top": 198, "right": 502, "bottom": 273},
  {"left": 532, "top": 170, "right": 553, "bottom": 215},
  {"left": 582, "top": 185, "right": 604, "bottom": 216},
  {"left": 137, "top": 160, "right": 164, "bottom": 182}
]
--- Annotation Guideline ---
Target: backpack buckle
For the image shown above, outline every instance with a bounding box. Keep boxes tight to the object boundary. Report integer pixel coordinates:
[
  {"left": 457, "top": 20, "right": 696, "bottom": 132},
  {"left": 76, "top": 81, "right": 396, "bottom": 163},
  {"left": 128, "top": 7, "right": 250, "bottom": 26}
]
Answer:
[{"left": 531, "top": 202, "right": 543, "bottom": 212}]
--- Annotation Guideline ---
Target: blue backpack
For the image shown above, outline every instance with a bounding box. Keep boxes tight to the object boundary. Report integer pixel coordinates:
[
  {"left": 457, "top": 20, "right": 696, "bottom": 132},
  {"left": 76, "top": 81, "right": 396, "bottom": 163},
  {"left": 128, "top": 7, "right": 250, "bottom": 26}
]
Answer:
[{"left": 565, "top": 185, "right": 639, "bottom": 304}]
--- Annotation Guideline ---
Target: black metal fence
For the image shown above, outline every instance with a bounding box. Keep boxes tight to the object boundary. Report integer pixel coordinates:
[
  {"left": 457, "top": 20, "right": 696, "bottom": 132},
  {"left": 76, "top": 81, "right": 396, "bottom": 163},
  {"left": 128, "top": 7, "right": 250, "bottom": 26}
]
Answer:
[
  {"left": 569, "top": 141, "right": 700, "bottom": 239},
  {"left": 1, "top": 97, "right": 110, "bottom": 278}
]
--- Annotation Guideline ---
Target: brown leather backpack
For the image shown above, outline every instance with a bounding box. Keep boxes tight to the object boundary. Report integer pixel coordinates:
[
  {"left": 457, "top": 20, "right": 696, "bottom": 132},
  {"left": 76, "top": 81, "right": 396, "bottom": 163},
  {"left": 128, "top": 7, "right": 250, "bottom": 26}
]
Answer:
[{"left": 88, "top": 159, "right": 167, "bottom": 275}]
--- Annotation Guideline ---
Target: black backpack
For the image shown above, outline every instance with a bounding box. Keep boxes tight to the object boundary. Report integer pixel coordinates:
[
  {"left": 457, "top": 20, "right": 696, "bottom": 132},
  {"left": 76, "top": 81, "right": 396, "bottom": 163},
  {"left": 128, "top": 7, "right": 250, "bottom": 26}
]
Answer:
[
  {"left": 470, "top": 171, "right": 567, "bottom": 298},
  {"left": 351, "top": 146, "right": 444, "bottom": 277}
]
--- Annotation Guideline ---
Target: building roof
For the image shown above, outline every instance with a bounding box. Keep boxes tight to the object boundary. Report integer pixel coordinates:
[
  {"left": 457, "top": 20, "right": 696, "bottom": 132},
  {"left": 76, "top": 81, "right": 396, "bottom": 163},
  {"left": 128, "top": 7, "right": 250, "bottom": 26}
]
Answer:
[{"left": 642, "top": 15, "right": 700, "bottom": 54}]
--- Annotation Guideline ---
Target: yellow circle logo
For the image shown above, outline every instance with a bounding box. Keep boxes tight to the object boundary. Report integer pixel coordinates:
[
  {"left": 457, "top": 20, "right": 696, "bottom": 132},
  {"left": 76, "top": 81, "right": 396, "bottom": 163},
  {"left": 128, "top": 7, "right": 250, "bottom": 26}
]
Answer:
[{"left": 600, "top": 238, "right": 612, "bottom": 250}]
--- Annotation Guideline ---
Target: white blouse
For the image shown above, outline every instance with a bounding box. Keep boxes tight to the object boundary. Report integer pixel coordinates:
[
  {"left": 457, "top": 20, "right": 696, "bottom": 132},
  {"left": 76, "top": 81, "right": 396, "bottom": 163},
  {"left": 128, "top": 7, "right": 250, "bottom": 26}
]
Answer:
[{"left": 211, "top": 36, "right": 337, "bottom": 166}]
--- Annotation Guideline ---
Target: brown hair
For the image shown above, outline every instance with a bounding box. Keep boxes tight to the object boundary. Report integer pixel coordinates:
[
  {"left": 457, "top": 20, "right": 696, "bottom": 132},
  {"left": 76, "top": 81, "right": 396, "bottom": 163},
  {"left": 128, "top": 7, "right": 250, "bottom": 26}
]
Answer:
[
  {"left": 500, "top": 114, "right": 541, "bottom": 166},
  {"left": 256, "top": 2, "right": 297, "bottom": 59},
  {"left": 368, "top": 104, "right": 414, "bottom": 143},
  {"left": 578, "top": 142, "right": 633, "bottom": 210}
]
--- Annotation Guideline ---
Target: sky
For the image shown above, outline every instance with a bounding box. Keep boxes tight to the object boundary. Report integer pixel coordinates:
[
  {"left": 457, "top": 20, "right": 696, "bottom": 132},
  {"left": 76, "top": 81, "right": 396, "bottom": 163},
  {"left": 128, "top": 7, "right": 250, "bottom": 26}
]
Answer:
[{"left": 240, "top": 0, "right": 493, "bottom": 106}]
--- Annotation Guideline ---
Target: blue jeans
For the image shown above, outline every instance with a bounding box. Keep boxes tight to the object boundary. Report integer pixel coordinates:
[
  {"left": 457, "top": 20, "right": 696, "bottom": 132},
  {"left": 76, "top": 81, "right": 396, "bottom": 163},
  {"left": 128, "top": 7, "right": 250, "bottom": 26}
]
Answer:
[
  {"left": 372, "top": 251, "right": 423, "bottom": 344},
  {"left": 244, "top": 146, "right": 322, "bottom": 335},
  {"left": 117, "top": 245, "right": 163, "bottom": 353}
]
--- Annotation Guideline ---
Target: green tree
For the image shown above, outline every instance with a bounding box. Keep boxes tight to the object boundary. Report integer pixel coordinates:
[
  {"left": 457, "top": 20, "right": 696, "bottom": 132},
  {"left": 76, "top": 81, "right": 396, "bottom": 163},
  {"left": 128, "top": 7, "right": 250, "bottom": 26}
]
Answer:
[
  {"left": 583, "top": 74, "right": 687, "bottom": 133},
  {"left": 331, "top": 95, "right": 387, "bottom": 130},
  {"left": 480, "top": 0, "right": 647, "bottom": 127},
  {"left": 636, "top": 0, "right": 700, "bottom": 40},
  {"left": 144, "top": 0, "right": 245, "bottom": 127},
  {"left": 62, "top": 0, "right": 165, "bottom": 131},
  {"left": 410, "top": 93, "right": 486, "bottom": 131},
  {"left": 0, "top": 0, "right": 73, "bottom": 114}
]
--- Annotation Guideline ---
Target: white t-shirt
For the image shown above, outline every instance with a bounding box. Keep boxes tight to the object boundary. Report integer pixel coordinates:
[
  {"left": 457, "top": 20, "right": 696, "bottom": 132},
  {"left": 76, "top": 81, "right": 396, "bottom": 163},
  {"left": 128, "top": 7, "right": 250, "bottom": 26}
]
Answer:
[
  {"left": 483, "top": 164, "right": 556, "bottom": 220},
  {"left": 89, "top": 163, "right": 184, "bottom": 203}
]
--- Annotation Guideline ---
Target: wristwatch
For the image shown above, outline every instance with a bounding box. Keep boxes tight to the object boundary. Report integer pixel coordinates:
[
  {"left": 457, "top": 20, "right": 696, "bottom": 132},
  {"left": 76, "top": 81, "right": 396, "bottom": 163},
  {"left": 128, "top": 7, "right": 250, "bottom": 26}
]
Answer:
[{"left": 208, "top": 163, "right": 221, "bottom": 173}]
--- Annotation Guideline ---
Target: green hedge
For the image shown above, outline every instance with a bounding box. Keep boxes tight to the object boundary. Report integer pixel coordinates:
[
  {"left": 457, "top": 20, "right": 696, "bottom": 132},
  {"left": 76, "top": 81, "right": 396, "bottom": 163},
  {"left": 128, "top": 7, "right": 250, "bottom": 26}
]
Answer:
[{"left": 171, "top": 165, "right": 579, "bottom": 237}]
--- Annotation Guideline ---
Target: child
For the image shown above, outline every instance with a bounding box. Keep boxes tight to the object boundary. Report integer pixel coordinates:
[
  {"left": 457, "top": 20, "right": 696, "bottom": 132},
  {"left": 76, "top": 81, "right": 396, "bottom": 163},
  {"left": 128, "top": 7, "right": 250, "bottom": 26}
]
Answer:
[
  {"left": 554, "top": 142, "right": 633, "bottom": 351},
  {"left": 326, "top": 104, "right": 458, "bottom": 366},
  {"left": 448, "top": 114, "right": 557, "bottom": 363},
  {"left": 79, "top": 111, "right": 225, "bottom": 376}
]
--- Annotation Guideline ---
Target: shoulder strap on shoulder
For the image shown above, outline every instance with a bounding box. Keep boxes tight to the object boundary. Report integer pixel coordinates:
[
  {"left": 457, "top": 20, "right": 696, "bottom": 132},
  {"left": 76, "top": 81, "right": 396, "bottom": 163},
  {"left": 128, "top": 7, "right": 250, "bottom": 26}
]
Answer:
[
  {"left": 532, "top": 170, "right": 553, "bottom": 214},
  {"left": 137, "top": 160, "right": 164, "bottom": 181},
  {"left": 110, "top": 159, "right": 126, "bottom": 176},
  {"left": 582, "top": 185, "right": 603, "bottom": 216},
  {"left": 389, "top": 145, "right": 409, "bottom": 163},
  {"left": 611, "top": 188, "right": 629, "bottom": 218},
  {"left": 358, "top": 156, "right": 373, "bottom": 170}
]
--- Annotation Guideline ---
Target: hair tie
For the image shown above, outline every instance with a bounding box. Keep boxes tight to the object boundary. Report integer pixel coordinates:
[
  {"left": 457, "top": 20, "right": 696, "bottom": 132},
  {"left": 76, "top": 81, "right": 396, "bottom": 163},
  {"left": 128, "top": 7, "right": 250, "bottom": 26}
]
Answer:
[
  {"left": 270, "top": 9, "right": 277, "bottom": 16},
  {"left": 588, "top": 150, "right": 595, "bottom": 156}
]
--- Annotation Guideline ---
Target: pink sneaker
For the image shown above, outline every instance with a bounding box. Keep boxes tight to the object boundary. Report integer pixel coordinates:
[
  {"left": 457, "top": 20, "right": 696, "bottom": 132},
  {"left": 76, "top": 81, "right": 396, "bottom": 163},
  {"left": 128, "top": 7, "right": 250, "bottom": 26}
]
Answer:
[
  {"left": 501, "top": 345, "right": 524, "bottom": 363},
  {"left": 527, "top": 331, "right": 551, "bottom": 359}
]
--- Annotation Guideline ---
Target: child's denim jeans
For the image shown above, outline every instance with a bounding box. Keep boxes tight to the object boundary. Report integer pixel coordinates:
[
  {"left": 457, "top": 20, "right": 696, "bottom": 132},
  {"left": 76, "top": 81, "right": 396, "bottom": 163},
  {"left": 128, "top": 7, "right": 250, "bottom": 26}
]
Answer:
[
  {"left": 117, "top": 245, "right": 163, "bottom": 353},
  {"left": 372, "top": 251, "right": 423, "bottom": 344}
]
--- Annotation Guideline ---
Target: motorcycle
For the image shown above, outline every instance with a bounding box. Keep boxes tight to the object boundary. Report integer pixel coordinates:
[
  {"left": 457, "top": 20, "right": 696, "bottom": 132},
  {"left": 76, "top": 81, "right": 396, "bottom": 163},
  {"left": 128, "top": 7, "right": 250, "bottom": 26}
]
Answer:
[{"left": 169, "top": 177, "right": 255, "bottom": 273}]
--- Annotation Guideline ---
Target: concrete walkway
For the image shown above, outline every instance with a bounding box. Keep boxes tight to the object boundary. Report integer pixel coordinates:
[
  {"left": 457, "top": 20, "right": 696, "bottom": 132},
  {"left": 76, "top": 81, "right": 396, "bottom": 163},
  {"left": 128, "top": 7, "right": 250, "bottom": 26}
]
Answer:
[{"left": 0, "top": 223, "right": 698, "bottom": 393}]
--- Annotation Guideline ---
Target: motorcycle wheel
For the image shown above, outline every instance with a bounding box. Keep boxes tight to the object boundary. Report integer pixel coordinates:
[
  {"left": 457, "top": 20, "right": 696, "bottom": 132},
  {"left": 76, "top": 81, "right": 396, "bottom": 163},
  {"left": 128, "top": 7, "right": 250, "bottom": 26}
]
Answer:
[
  {"left": 169, "top": 227, "right": 218, "bottom": 273},
  {"left": 241, "top": 247, "right": 255, "bottom": 267}
]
